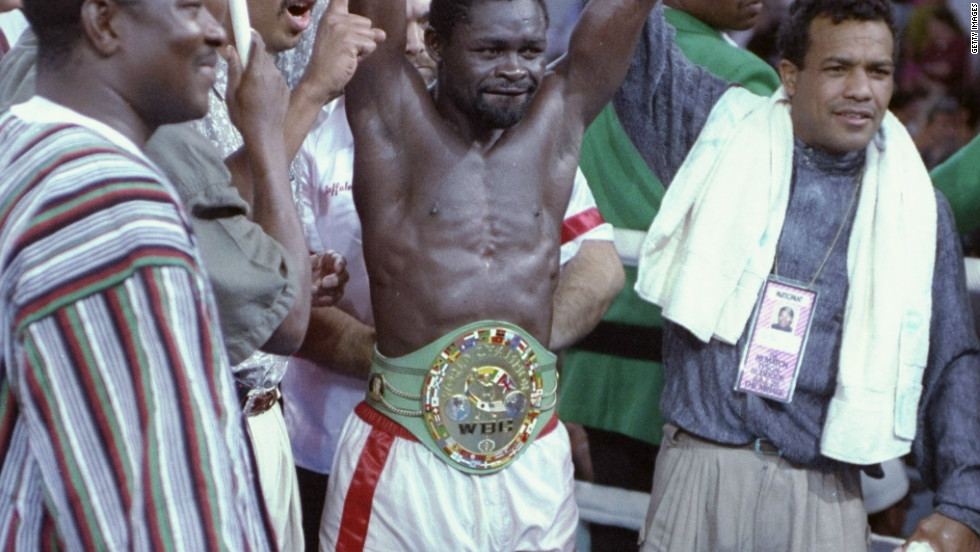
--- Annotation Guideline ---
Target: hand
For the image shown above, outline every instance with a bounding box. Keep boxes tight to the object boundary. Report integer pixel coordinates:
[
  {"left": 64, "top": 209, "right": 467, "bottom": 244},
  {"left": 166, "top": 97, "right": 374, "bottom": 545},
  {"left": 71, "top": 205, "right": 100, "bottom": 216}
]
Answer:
[
  {"left": 225, "top": 31, "right": 290, "bottom": 146},
  {"left": 898, "top": 513, "right": 980, "bottom": 552},
  {"left": 298, "top": 0, "right": 387, "bottom": 104},
  {"left": 564, "top": 422, "right": 595, "bottom": 482},
  {"left": 310, "top": 250, "right": 349, "bottom": 307}
]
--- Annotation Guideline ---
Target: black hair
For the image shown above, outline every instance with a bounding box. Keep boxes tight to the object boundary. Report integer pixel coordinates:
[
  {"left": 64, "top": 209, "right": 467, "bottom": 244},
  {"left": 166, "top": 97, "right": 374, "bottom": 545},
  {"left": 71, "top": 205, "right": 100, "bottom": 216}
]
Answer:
[
  {"left": 23, "top": 0, "right": 138, "bottom": 67},
  {"left": 429, "top": 0, "right": 550, "bottom": 42},
  {"left": 777, "top": 0, "right": 897, "bottom": 68}
]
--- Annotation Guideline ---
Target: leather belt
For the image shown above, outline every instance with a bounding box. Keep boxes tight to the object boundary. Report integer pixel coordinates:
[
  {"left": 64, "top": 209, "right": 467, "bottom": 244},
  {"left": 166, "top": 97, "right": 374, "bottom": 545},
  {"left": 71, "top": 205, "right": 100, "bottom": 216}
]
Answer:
[
  {"left": 676, "top": 427, "right": 782, "bottom": 456},
  {"left": 237, "top": 383, "right": 280, "bottom": 417}
]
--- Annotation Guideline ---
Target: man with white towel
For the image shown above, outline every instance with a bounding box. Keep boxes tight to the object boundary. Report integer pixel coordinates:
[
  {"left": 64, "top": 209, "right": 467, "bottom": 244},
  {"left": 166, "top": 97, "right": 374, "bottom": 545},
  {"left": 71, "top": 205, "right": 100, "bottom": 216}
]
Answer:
[{"left": 622, "top": 1, "right": 980, "bottom": 551}]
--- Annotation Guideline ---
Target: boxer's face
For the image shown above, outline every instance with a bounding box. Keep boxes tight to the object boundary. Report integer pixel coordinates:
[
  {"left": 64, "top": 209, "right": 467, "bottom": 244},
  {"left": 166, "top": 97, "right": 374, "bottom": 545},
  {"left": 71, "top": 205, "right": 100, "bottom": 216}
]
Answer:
[{"left": 431, "top": 0, "right": 547, "bottom": 129}]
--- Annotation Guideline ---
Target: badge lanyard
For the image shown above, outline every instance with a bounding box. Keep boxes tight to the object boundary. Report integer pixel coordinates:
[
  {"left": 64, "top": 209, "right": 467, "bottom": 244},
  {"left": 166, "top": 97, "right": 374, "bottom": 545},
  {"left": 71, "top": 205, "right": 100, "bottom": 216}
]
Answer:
[{"left": 735, "top": 174, "right": 862, "bottom": 403}]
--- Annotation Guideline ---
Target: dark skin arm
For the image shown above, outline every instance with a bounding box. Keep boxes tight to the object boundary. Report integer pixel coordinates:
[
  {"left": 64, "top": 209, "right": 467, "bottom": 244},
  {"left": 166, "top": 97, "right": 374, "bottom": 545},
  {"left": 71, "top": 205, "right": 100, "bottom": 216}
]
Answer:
[
  {"left": 902, "top": 513, "right": 979, "bottom": 552},
  {"left": 295, "top": 306, "right": 375, "bottom": 378},
  {"left": 549, "top": 0, "right": 659, "bottom": 139},
  {"left": 550, "top": 240, "right": 625, "bottom": 350},
  {"left": 345, "top": 0, "right": 427, "bottom": 146},
  {"left": 224, "top": 35, "right": 311, "bottom": 354}
]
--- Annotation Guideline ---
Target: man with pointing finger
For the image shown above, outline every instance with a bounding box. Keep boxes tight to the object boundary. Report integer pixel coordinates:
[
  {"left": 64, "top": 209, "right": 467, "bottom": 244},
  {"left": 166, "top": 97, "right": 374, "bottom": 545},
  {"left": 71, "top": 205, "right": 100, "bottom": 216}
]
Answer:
[{"left": 188, "top": 0, "right": 383, "bottom": 550}]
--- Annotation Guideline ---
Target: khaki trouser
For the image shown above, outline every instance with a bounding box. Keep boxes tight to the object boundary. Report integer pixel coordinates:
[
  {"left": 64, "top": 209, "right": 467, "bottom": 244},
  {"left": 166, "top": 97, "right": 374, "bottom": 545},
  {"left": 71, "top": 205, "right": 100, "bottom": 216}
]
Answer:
[
  {"left": 247, "top": 405, "right": 305, "bottom": 552},
  {"left": 640, "top": 424, "right": 869, "bottom": 552}
]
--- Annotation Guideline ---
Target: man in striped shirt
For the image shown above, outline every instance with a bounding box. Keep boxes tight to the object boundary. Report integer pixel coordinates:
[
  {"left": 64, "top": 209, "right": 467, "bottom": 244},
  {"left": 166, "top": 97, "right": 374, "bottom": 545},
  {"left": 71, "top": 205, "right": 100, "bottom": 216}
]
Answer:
[{"left": 0, "top": 0, "right": 274, "bottom": 549}]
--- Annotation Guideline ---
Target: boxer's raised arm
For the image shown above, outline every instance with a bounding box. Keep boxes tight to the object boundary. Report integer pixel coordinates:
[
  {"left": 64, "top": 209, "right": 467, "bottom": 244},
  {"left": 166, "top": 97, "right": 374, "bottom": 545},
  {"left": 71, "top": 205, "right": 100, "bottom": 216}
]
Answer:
[
  {"left": 346, "top": 0, "right": 427, "bottom": 130},
  {"left": 555, "top": 0, "right": 658, "bottom": 128}
]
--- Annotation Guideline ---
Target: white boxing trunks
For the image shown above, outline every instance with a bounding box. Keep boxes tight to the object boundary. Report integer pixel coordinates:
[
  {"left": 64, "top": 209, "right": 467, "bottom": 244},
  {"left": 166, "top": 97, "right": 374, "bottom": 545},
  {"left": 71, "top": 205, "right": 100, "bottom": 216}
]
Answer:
[{"left": 318, "top": 402, "right": 578, "bottom": 552}]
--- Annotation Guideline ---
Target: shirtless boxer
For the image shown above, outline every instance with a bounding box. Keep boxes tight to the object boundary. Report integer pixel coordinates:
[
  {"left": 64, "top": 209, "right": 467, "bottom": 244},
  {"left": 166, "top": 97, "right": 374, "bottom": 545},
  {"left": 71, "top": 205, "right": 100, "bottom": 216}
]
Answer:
[{"left": 319, "top": 0, "right": 656, "bottom": 550}]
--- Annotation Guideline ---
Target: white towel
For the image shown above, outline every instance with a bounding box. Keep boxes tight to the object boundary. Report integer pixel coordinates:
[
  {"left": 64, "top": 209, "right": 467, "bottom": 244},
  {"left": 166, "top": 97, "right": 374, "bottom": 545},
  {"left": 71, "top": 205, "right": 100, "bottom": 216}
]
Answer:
[
  {"left": 634, "top": 87, "right": 793, "bottom": 344},
  {"left": 635, "top": 87, "right": 936, "bottom": 464}
]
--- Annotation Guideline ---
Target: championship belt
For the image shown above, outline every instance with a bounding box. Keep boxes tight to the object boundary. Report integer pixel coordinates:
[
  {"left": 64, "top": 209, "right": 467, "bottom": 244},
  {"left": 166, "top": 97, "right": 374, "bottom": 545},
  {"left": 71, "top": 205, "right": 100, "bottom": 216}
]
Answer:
[{"left": 366, "top": 321, "right": 558, "bottom": 475}]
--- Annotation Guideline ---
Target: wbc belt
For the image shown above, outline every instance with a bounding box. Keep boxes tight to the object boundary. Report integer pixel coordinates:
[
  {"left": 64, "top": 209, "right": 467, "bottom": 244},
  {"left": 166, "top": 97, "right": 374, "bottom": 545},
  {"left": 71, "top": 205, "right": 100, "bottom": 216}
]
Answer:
[{"left": 365, "top": 320, "right": 558, "bottom": 475}]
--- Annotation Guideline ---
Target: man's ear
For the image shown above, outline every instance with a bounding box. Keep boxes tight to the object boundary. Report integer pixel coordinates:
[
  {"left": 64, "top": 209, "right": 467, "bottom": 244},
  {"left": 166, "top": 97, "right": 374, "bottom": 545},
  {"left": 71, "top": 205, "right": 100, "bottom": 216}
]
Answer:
[
  {"left": 80, "top": 0, "right": 126, "bottom": 56},
  {"left": 424, "top": 27, "right": 442, "bottom": 63},
  {"left": 779, "top": 59, "right": 799, "bottom": 97}
]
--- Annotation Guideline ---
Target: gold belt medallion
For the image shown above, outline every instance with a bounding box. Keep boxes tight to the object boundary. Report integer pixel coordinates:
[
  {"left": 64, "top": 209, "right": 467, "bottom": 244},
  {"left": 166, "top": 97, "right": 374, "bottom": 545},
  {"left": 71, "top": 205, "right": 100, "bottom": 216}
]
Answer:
[{"left": 422, "top": 326, "right": 543, "bottom": 471}]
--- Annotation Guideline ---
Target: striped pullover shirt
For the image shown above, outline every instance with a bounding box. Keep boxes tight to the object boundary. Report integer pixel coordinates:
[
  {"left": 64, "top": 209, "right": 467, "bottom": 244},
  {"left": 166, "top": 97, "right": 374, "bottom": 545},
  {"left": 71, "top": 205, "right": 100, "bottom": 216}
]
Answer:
[{"left": 0, "top": 99, "right": 273, "bottom": 551}]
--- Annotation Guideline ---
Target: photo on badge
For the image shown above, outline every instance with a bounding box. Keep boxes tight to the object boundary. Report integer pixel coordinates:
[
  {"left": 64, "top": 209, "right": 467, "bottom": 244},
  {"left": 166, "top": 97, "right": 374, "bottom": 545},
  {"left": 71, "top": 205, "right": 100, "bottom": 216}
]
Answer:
[{"left": 735, "top": 277, "right": 818, "bottom": 403}]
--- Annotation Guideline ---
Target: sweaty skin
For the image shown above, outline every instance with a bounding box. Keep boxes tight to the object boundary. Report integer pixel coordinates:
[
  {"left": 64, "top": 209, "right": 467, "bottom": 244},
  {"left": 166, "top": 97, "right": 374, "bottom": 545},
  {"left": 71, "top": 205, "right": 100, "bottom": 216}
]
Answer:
[{"left": 346, "top": 0, "right": 655, "bottom": 357}]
